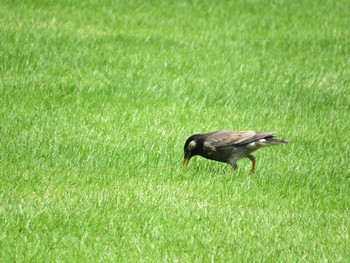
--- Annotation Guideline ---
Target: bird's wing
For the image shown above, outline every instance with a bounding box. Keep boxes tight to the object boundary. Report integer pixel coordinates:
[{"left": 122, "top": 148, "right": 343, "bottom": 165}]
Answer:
[{"left": 203, "top": 130, "right": 277, "bottom": 150}]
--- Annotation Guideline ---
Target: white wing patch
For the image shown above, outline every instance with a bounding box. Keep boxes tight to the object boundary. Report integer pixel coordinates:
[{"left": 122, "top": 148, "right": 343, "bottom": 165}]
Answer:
[
  {"left": 246, "top": 142, "right": 256, "bottom": 149},
  {"left": 246, "top": 139, "right": 267, "bottom": 149}
]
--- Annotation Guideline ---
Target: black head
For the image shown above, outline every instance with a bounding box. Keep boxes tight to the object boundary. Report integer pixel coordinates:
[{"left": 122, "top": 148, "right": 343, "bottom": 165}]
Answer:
[{"left": 183, "top": 134, "right": 201, "bottom": 166}]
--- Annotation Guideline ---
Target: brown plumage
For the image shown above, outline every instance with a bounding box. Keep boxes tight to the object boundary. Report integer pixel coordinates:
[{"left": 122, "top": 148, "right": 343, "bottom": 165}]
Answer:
[{"left": 183, "top": 130, "right": 289, "bottom": 173}]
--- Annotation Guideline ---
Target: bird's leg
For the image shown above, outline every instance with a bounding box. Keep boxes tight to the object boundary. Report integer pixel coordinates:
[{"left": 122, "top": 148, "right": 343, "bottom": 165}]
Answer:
[
  {"left": 247, "top": 154, "right": 256, "bottom": 174},
  {"left": 229, "top": 160, "right": 238, "bottom": 170}
]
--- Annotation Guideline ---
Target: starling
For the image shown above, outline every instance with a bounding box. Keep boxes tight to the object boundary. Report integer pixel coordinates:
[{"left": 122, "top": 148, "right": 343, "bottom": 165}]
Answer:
[{"left": 183, "top": 130, "right": 288, "bottom": 173}]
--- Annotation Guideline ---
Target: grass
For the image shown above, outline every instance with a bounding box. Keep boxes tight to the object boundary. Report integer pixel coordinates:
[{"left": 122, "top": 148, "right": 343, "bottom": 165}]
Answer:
[{"left": 0, "top": 0, "right": 349, "bottom": 262}]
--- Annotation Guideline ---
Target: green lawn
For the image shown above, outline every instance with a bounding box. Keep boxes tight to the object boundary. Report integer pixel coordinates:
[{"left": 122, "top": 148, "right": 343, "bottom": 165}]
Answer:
[{"left": 0, "top": 0, "right": 349, "bottom": 262}]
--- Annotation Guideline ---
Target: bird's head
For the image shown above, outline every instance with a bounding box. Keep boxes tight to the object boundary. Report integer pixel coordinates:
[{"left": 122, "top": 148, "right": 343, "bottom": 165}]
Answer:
[{"left": 183, "top": 134, "right": 201, "bottom": 166}]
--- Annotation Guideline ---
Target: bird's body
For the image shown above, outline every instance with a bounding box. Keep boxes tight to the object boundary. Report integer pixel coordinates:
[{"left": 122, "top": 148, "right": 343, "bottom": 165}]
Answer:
[{"left": 183, "top": 130, "right": 288, "bottom": 173}]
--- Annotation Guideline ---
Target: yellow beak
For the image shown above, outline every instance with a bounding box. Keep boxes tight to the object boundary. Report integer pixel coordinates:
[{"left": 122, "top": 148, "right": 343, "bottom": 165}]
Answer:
[{"left": 183, "top": 158, "right": 189, "bottom": 166}]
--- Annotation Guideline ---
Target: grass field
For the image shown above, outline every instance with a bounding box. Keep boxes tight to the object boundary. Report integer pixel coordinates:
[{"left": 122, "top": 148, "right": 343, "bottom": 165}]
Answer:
[{"left": 1, "top": 0, "right": 349, "bottom": 262}]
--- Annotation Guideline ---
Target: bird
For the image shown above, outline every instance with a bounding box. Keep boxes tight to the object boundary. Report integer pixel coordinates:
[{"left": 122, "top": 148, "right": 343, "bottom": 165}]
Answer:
[{"left": 183, "top": 130, "right": 289, "bottom": 173}]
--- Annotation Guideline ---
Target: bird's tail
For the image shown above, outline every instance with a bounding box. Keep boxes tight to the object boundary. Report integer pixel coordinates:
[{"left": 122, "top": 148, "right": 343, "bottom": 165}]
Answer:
[
  {"left": 246, "top": 137, "right": 289, "bottom": 149},
  {"left": 265, "top": 137, "right": 289, "bottom": 145}
]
